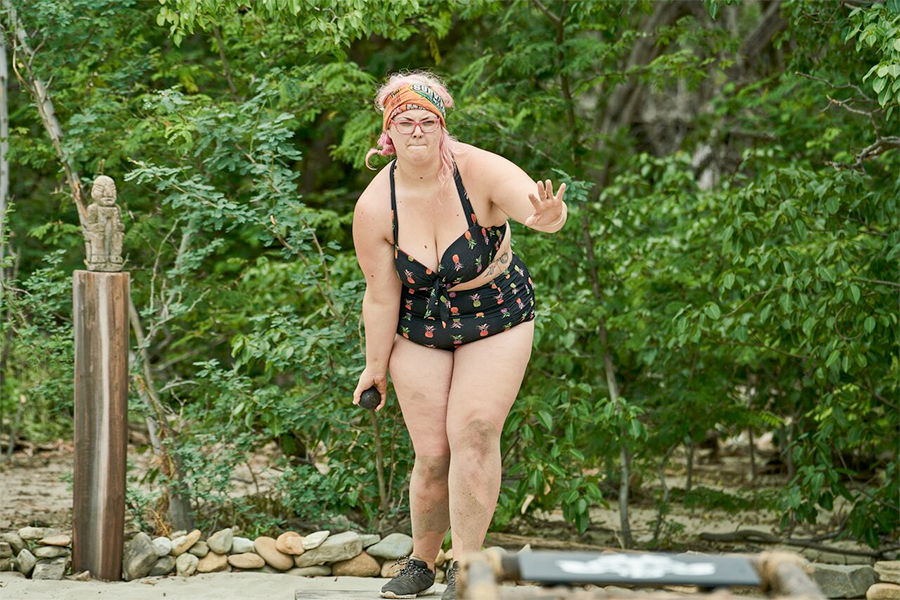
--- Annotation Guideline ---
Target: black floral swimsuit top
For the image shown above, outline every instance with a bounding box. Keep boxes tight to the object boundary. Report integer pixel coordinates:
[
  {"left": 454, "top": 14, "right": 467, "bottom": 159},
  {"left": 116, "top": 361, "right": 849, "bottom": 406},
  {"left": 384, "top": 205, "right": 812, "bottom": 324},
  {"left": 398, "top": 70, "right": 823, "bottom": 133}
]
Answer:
[{"left": 390, "top": 160, "right": 507, "bottom": 322}]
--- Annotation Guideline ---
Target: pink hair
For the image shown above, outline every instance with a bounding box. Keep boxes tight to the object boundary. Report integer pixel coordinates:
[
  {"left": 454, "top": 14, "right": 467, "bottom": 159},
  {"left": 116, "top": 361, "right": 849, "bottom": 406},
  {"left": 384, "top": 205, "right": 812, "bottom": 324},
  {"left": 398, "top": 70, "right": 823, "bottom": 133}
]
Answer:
[{"left": 365, "top": 71, "right": 460, "bottom": 199}]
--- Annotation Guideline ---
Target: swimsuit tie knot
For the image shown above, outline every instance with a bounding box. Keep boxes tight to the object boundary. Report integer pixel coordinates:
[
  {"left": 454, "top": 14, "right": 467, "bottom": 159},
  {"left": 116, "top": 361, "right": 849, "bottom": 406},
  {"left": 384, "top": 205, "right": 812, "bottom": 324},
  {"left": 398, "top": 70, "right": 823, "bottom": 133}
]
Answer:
[{"left": 426, "top": 278, "right": 451, "bottom": 323}]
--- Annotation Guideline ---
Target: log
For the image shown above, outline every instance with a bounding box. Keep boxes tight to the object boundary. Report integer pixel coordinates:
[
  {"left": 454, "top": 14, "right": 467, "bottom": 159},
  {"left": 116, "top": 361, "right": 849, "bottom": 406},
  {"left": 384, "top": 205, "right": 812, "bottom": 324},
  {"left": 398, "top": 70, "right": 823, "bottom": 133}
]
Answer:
[{"left": 72, "top": 270, "right": 130, "bottom": 580}]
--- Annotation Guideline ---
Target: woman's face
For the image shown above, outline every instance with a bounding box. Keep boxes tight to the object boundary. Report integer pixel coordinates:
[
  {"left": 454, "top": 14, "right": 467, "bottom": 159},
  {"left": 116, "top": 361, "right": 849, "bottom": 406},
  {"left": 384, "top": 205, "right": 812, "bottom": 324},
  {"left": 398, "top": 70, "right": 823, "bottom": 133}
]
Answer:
[{"left": 389, "top": 109, "right": 442, "bottom": 166}]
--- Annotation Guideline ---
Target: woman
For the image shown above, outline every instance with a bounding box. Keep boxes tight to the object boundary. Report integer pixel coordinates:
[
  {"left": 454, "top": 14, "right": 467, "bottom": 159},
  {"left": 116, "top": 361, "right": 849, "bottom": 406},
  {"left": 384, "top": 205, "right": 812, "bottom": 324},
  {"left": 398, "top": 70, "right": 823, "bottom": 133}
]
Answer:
[{"left": 352, "top": 71, "right": 567, "bottom": 600}]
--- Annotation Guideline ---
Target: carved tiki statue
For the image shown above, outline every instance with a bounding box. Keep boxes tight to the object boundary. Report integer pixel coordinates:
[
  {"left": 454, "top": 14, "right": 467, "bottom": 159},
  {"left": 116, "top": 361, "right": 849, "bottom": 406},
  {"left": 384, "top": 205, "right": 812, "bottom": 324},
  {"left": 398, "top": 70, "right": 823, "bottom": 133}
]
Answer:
[{"left": 85, "top": 175, "right": 125, "bottom": 272}]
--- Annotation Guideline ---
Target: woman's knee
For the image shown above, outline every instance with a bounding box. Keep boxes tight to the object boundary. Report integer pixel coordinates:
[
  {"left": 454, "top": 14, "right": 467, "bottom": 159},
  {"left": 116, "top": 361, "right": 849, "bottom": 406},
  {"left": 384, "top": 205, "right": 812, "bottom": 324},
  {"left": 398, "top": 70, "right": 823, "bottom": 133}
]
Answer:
[
  {"left": 413, "top": 454, "right": 451, "bottom": 483},
  {"left": 447, "top": 418, "right": 501, "bottom": 459}
]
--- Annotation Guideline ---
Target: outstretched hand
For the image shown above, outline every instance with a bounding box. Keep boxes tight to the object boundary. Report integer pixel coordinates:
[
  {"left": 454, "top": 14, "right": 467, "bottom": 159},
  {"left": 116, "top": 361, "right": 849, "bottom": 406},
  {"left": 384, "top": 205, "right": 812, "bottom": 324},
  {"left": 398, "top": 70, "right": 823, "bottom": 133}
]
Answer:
[{"left": 525, "top": 179, "right": 566, "bottom": 228}]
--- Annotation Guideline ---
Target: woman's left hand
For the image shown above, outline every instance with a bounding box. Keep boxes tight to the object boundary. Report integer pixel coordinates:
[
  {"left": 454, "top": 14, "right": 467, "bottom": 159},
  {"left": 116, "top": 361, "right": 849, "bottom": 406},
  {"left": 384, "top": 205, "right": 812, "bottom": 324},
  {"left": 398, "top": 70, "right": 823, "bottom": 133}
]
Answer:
[{"left": 525, "top": 179, "right": 566, "bottom": 228}]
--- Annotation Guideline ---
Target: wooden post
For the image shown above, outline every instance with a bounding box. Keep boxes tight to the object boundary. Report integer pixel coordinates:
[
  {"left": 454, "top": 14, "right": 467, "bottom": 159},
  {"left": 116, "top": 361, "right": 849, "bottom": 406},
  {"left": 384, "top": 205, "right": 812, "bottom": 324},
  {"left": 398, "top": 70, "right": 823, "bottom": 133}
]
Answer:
[{"left": 72, "top": 270, "right": 129, "bottom": 581}]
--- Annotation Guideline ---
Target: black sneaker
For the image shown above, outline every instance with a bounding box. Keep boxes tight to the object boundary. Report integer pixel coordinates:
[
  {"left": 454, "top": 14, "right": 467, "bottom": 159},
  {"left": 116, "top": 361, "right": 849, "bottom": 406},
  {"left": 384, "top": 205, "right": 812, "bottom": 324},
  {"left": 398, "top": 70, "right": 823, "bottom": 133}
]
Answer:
[
  {"left": 441, "top": 561, "right": 458, "bottom": 600},
  {"left": 381, "top": 557, "right": 436, "bottom": 599}
]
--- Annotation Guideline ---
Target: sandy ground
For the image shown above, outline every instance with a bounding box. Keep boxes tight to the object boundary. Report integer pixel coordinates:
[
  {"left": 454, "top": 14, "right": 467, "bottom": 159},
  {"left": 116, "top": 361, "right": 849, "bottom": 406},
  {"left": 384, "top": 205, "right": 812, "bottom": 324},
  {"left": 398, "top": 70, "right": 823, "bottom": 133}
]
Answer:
[{"left": 0, "top": 572, "right": 414, "bottom": 600}]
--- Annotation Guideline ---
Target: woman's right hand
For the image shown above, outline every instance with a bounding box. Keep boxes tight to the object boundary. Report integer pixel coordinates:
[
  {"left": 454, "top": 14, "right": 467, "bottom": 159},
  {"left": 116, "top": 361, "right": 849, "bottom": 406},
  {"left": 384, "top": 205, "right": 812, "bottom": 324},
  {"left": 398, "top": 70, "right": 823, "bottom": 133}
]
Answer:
[{"left": 353, "top": 368, "right": 388, "bottom": 412}]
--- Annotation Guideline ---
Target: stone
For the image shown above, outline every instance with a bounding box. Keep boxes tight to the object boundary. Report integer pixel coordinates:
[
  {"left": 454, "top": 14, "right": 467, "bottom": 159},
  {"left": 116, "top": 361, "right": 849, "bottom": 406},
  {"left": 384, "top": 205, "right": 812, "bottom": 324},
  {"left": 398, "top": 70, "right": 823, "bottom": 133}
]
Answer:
[
  {"left": 18, "top": 527, "right": 49, "bottom": 541},
  {"left": 0, "top": 558, "right": 11, "bottom": 571},
  {"left": 519, "top": 544, "right": 532, "bottom": 553},
  {"left": 287, "top": 565, "right": 332, "bottom": 576},
  {"left": 302, "top": 530, "right": 330, "bottom": 550},
  {"left": 332, "top": 552, "right": 380, "bottom": 577},
  {"left": 232, "top": 536, "right": 255, "bottom": 554},
  {"left": 0, "top": 533, "right": 26, "bottom": 556},
  {"left": 188, "top": 541, "right": 209, "bottom": 558},
  {"left": 67, "top": 570, "right": 91, "bottom": 581},
  {"left": 152, "top": 537, "right": 172, "bottom": 557},
  {"left": 228, "top": 553, "right": 266, "bottom": 570},
  {"left": 172, "top": 529, "right": 201, "bottom": 556},
  {"left": 16, "top": 548, "right": 36, "bottom": 576},
  {"left": 366, "top": 533, "right": 413, "bottom": 560},
  {"left": 254, "top": 536, "right": 293, "bottom": 571},
  {"left": 293, "top": 531, "right": 363, "bottom": 568},
  {"left": 276, "top": 532, "right": 306, "bottom": 556},
  {"left": 0, "top": 542, "right": 11, "bottom": 559},
  {"left": 208, "top": 529, "right": 233, "bottom": 555},
  {"left": 436, "top": 549, "right": 445, "bottom": 567},
  {"left": 360, "top": 534, "right": 381, "bottom": 548},
  {"left": 196, "top": 552, "right": 229, "bottom": 573},
  {"left": 868, "top": 584, "right": 900, "bottom": 600},
  {"left": 812, "top": 564, "right": 878, "bottom": 598},
  {"left": 444, "top": 549, "right": 453, "bottom": 564},
  {"left": 175, "top": 552, "right": 199, "bottom": 577},
  {"left": 382, "top": 559, "right": 404, "bottom": 579},
  {"left": 149, "top": 556, "right": 176, "bottom": 577},
  {"left": 34, "top": 546, "right": 70, "bottom": 559},
  {"left": 170, "top": 530, "right": 187, "bottom": 540},
  {"left": 876, "top": 562, "right": 900, "bottom": 585},
  {"left": 123, "top": 532, "right": 159, "bottom": 581},
  {"left": 256, "top": 565, "right": 281, "bottom": 574},
  {"left": 38, "top": 534, "right": 71, "bottom": 547},
  {"left": 436, "top": 568, "right": 446, "bottom": 584},
  {"left": 0, "top": 571, "right": 26, "bottom": 580},
  {"left": 32, "top": 560, "right": 66, "bottom": 580}
]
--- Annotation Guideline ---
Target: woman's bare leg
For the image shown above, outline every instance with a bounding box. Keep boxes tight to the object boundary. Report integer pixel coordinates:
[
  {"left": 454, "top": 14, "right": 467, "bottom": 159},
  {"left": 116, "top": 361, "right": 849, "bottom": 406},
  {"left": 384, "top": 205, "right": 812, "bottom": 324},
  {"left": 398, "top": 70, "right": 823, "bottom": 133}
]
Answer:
[
  {"left": 389, "top": 335, "right": 454, "bottom": 569},
  {"left": 445, "top": 321, "right": 534, "bottom": 558}
]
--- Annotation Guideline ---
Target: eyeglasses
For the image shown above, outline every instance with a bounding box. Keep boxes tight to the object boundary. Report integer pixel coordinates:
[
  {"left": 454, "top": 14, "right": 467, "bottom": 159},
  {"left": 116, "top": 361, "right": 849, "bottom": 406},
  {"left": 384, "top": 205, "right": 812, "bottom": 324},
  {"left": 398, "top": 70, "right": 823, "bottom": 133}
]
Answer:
[{"left": 391, "top": 118, "right": 441, "bottom": 135}]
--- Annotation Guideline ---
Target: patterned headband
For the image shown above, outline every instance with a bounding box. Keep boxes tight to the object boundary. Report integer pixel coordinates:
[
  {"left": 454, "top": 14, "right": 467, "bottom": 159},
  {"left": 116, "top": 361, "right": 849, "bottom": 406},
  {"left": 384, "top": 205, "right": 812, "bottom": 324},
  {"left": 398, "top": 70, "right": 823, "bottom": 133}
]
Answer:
[{"left": 382, "top": 83, "right": 447, "bottom": 132}]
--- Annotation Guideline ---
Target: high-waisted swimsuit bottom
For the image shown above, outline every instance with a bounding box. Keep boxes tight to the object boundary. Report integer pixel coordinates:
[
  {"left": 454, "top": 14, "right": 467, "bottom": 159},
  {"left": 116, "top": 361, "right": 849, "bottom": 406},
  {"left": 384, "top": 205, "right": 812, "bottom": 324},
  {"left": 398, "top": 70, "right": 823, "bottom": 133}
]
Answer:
[{"left": 391, "top": 160, "right": 536, "bottom": 351}]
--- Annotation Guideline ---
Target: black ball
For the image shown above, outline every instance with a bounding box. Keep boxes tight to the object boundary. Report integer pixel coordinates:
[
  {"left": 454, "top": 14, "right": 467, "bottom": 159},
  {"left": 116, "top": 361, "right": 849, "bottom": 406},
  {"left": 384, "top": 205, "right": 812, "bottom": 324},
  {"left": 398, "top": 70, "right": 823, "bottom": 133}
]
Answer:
[{"left": 359, "top": 387, "right": 380, "bottom": 410}]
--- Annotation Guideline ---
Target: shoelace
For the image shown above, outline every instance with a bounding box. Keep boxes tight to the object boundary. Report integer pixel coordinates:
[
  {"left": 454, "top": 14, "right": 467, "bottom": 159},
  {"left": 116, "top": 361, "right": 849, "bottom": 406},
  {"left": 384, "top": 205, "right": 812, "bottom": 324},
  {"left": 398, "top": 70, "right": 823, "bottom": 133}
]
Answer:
[
  {"left": 394, "top": 557, "right": 427, "bottom": 576},
  {"left": 446, "top": 564, "right": 458, "bottom": 587}
]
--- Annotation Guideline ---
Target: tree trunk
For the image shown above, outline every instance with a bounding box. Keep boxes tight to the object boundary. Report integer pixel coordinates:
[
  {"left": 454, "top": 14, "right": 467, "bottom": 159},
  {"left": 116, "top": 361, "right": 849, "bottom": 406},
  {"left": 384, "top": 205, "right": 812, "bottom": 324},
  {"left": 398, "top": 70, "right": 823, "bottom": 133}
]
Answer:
[{"left": 0, "top": 0, "right": 88, "bottom": 233}]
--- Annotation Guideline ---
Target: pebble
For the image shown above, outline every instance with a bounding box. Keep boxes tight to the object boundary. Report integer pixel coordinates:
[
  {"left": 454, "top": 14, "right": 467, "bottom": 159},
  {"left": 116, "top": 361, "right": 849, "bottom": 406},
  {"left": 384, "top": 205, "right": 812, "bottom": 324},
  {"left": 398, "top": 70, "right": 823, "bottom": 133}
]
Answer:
[
  {"left": 170, "top": 530, "right": 187, "bottom": 540},
  {"left": 332, "top": 551, "right": 380, "bottom": 577},
  {"left": 302, "top": 530, "right": 329, "bottom": 550},
  {"left": 67, "top": 570, "right": 91, "bottom": 581},
  {"left": 123, "top": 532, "right": 158, "bottom": 581},
  {"left": 0, "top": 534, "right": 26, "bottom": 556},
  {"left": 812, "top": 564, "right": 878, "bottom": 598},
  {"left": 0, "top": 571, "right": 26, "bottom": 580},
  {"left": 0, "top": 542, "right": 11, "bottom": 559},
  {"left": 254, "top": 536, "right": 293, "bottom": 571},
  {"left": 868, "top": 584, "right": 900, "bottom": 600},
  {"left": 172, "top": 530, "right": 201, "bottom": 556},
  {"left": 152, "top": 537, "right": 172, "bottom": 557},
  {"left": 232, "top": 536, "right": 255, "bottom": 554},
  {"left": 34, "top": 546, "right": 70, "bottom": 559},
  {"left": 360, "top": 534, "right": 381, "bottom": 548},
  {"left": 228, "top": 553, "right": 266, "bottom": 570},
  {"left": 877, "top": 562, "right": 900, "bottom": 585},
  {"left": 208, "top": 529, "right": 233, "bottom": 555},
  {"left": 32, "top": 560, "right": 66, "bottom": 580},
  {"left": 436, "top": 549, "right": 445, "bottom": 567},
  {"left": 188, "top": 541, "right": 209, "bottom": 557},
  {"left": 175, "top": 552, "right": 199, "bottom": 577},
  {"left": 276, "top": 532, "right": 305, "bottom": 556},
  {"left": 18, "top": 527, "right": 49, "bottom": 541},
  {"left": 196, "top": 552, "right": 229, "bottom": 573},
  {"left": 149, "top": 556, "right": 176, "bottom": 577},
  {"left": 293, "top": 532, "right": 362, "bottom": 568},
  {"left": 287, "top": 565, "right": 332, "bottom": 576},
  {"left": 38, "top": 534, "right": 71, "bottom": 547},
  {"left": 367, "top": 533, "right": 413, "bottom": 560},
  {"left": 16, "top": 548, "right": 36, "bottom": 576}
]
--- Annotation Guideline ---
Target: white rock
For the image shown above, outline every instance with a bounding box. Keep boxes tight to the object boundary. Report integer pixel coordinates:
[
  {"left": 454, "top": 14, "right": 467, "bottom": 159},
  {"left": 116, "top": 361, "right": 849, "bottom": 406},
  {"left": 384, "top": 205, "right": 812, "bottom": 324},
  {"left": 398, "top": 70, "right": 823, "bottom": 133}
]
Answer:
[
  {"left": 868, "top": 583, "right": 900, "bottom": 600},
  {"left": 152, "top": 537, "right": 172, "bottom": 557},
  {"left": 876, "top": 562, "right": 900, "bottom": 585},
  {"left": 367, "top": 533, "right": 413, "bottom": 560},
  {"left": 175, "top": 552, "right": 199, "bottom": 577},
  {"left": 301, "top": 530, "right": 330, "bottom": 550},
  {"left": 17, "top": 527, "right": 48, "bottom": 541},
  {"left": 293, "top": 532, "right": 362, "bottom": 568},
  {"left": 34, "top": 546, "right": 69, "bottom": 559},
  {"left": 188, "top": 541, "right": 209, "bottom": 557},
  {"left": 15, "top": 549, "right": 35, "bottom": 576},
  {"left": 231, "top": 536, "right": 256, "bottom": 554},
  {"left": 207, "top": 529, "right": 233, "bottom": 555}
]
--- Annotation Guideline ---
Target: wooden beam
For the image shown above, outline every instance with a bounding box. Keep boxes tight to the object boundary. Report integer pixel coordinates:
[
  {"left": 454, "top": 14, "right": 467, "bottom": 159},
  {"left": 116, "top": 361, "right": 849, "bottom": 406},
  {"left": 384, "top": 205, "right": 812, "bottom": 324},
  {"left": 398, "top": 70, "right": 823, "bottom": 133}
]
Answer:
[{"left": 72, "top": 270, "right": 130, "bottom": 581}]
